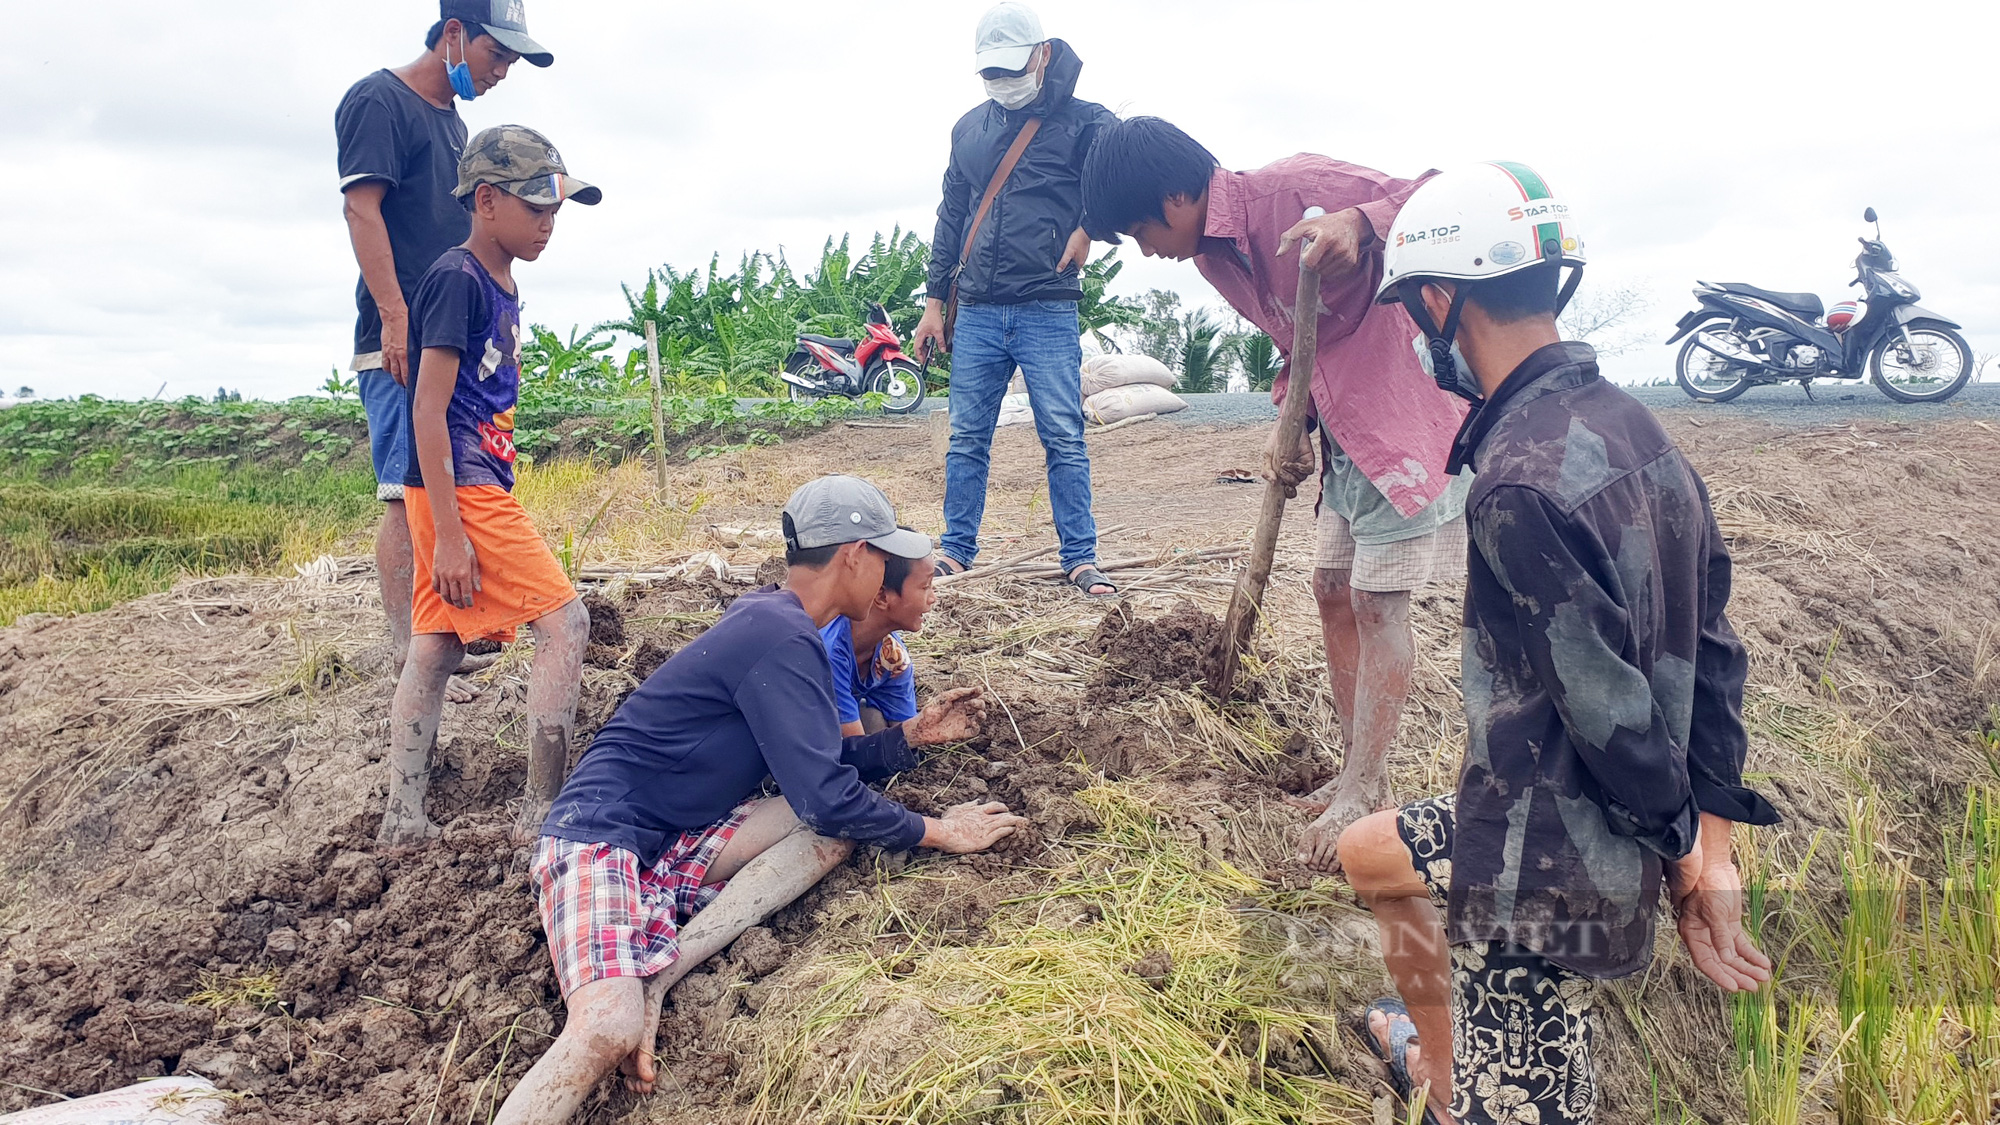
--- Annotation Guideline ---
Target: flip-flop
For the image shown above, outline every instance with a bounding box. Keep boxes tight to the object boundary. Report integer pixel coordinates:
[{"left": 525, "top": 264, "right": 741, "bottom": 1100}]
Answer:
[
  {"left": 934, "top": 556, "right": 970, "bottom": 579},
  {"left": 1066, "top": 564, "right": 1119, "bottom": 600},
  {"left": 1357, "top": 997, "right": 1446, "bottom": 1125}
]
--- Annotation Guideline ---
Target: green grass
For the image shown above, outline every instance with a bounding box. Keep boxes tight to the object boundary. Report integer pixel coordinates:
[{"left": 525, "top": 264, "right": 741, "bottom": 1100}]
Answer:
[{"left": 0, "top": 465, "right": 378, "bottom": 626}]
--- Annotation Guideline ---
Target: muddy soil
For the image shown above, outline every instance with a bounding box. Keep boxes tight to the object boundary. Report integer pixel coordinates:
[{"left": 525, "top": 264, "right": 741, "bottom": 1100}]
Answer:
[
  {"left": 1086, "top": 600, "right": 1223, "bottom": 704},
  {"left": 4, "top": 410, "right": 2000, "bottom": 1123}
]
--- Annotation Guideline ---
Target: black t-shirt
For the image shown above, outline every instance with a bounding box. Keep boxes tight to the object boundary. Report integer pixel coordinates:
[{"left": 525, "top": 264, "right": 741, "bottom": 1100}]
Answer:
[{"left": 334, "top": 69, "right": 470, "bottom": 357}]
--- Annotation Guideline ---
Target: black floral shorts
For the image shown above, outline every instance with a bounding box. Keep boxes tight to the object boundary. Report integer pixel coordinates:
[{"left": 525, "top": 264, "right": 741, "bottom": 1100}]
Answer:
[{"left": 1397, "top": 795, "right": 1600, "bottom": 1124}]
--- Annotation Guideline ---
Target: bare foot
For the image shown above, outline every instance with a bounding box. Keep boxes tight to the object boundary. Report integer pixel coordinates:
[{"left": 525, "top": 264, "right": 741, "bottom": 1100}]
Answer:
[
  {"left": 1368, "top": 1008, "right": 1454, "bottom": 1125},
  {"left": 445, "top": 676, "right": 483, "bottom": 705},
  {"left": 619, "top": 1035, "right": 659, "bottom": 1094},
  {"left": 1285, "top": 778, "right": 1342, "bottom": 815},
  {"left": 376, "top": 814, "right": 443, "bottom": 850},
  {"left": 1296, "top": 777, "right": 1390, "bottom": 873}
]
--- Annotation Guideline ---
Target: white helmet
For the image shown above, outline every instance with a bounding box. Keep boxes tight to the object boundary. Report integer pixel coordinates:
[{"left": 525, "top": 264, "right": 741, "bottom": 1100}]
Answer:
[
  {"left": 1376, "top": 161, "right": 1585, "bottom": 301},
  {"left": 1374, "top": 161, "right": 1585, "bottom": 398}
]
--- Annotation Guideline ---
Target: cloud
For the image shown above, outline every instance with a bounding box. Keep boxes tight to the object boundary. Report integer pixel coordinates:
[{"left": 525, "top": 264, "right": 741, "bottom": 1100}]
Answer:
[{"left": 4, "top": 0, "right": 1996, "bottom": 399}]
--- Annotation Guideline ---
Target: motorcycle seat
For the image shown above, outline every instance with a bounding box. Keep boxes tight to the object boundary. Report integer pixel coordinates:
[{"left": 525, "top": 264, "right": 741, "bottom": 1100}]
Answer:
[
  {"left": 799, "top": 333, "right": 855, "bottom": 350},
  {"left": 1717, "top": 283, "right": 1823, "bottom": 318}
]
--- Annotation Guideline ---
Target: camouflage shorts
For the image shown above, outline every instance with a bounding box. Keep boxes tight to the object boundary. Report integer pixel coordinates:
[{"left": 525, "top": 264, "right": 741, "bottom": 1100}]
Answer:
[{"left": 1397, "top": 795, "right": 1601, "bottom": 1124}]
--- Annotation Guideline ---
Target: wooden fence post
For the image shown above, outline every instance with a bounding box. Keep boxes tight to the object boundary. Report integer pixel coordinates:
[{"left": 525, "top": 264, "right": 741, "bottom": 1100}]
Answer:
[{"left": 644, "top": 321, "right": 669, "bottom": 496}]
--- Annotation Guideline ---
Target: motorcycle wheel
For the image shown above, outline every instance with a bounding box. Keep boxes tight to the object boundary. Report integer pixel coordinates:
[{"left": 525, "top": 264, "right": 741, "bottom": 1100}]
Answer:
[
  {"left": 868, "top": 358, "right": 927, "bottom": 414},
  {"left": 783, "top": 354, "right": 826, "bottom": 403},
  {"left": 1675, "top": 325, "right": 1753, "bottom": 403},
  {"left": 1870, "top": 323, "right": 1973, "bottom": 403}
]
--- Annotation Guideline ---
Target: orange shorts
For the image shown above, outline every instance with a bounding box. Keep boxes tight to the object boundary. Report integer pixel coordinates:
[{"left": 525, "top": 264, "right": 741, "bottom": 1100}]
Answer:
[{"left": 405, "top": 485, "right": 577, "bottom": 643}]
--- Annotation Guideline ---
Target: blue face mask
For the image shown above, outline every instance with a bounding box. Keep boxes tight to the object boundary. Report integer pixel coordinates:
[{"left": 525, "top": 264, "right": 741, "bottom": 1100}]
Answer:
[
  {"left": 447, "top": 27, "right": 478, "bottom": 101},
  {"left": 1413, "top": 334, "right": 1480, "bottom": 403}
]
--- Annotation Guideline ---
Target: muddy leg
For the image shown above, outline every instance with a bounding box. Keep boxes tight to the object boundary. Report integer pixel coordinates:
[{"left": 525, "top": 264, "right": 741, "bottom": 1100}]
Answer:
[
  {"left": 1298, "top": 567, "right": 1360, "bottom": 809},
  {"left": 378, "top": 501, "right": 415, "bottom": 673},
  {"left": 622, "top": 798, "right": 854, "bottom": 1094},
  {"left": 1341, "top": 812, "right": 1457, "bottom": 1123},
  {"left": 378, "top": 631, "right": 462, "bottom": 847},
  {"left": 492, "top": 976, "right": 644, "bottom": 1125},
  {"left": 1300, "top": 586, "right": 1411, "bottom": 871},
  {"left": 519, "top": 598, "right": 589, "bottom": 838}
]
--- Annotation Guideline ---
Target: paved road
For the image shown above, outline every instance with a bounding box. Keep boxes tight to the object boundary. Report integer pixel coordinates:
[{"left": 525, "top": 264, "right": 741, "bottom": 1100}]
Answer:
[
  {"left": 869, "top": 381, "right": 2000, "bottom": 430},
  {"left": 1161, "top": 382, "right": 2000, "bottom": 429}
]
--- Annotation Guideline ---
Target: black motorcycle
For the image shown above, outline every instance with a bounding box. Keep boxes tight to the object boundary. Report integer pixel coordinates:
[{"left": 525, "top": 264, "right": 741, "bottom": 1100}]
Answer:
[{"left": 1664, "top": 208, "right": 1972, "bottom": 403}]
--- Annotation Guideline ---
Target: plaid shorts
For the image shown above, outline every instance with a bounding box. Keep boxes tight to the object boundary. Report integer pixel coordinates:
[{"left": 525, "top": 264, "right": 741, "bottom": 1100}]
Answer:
[
  {"left": 1314, "top": 512, "right": 1468, "bottom": 593},
  {"left": 1397, "top": 795, "right": 1600, "bottom": 1124},
  {"left": 532, "top": 800, "right": 758, "bottom": 998}
]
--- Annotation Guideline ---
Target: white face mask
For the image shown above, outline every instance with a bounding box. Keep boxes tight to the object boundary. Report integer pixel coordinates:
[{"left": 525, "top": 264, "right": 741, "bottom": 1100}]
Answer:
[{"left": 983, "top": 70, "right": 1042, "bottom": 110}]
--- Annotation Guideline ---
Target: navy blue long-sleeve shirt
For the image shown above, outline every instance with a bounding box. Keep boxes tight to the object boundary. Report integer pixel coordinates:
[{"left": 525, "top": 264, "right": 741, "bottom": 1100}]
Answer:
[{"left": 540, "top": 587, "right": 927, "bottom": 865}]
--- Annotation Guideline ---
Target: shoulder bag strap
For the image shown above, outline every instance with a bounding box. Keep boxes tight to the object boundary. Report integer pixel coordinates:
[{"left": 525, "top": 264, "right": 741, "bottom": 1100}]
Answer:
[{"left": 943, "top": 117, "right": 1043, "bottom": 352}]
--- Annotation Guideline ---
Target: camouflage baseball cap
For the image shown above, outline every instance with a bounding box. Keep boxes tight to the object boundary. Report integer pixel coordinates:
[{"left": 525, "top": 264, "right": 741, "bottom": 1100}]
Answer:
[
  {"left": 442, "top": 0, "right": 553, "bottom": 67},
  {"left": 454, "top": 125, "right": 602, "bottom": 206}
]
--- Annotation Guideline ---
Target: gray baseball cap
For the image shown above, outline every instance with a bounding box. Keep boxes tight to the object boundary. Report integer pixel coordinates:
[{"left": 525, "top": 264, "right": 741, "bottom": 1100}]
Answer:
[
  {"left": 782, "top": 476, "right": 933, "bottom": 559},
  {"left": 443, "top": 0, "right": 553, "bottom": 67}
]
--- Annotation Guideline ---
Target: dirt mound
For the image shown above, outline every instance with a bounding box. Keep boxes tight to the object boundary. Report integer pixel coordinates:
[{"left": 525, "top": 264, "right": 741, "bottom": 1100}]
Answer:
[
  {"left": 1085, "top": 600, "right": 1221, "bottom": 703},
  {"left": 7, "top": 413, "right": 2000, "bottom": 1123}
]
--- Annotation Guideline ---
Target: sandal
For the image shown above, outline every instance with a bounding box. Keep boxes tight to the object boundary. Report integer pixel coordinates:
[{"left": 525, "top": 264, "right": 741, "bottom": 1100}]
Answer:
[
  {"left": 934, "top": 556, "right": 970, "bottom": 579},
  {"left": 1357, "top": 997, "right": 1446, "bottom": 1125},
  {"left": 1066, "top": 564, "right": 1119, "bottom": 600}
]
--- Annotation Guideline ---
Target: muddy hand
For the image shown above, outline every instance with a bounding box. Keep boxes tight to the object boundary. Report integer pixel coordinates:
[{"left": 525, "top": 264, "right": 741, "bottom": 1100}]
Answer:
[
  {"left": 907, "top": 686, "right": 988, "bottom": 745},
  {"left": 433, "top": 535, "right": 481, "bottom": 609},
  {"left": 1263, "top": 424, "right": 1315, "bottom": 499},
  {"left": 1276, "top": 207, "right": 1371, "bottom": 275},
  {"left": 921, "top": 801, "right": 1027, "bottom": 854}
]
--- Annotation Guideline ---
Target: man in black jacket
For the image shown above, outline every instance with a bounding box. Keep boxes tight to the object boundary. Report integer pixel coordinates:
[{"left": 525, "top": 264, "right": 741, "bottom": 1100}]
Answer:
[
  {"left": 912, "top": 3, "right": 1119, "bottom": 598},
  {"left": 1338, "top": 163, "right": 1778, "bottom": 1124}
]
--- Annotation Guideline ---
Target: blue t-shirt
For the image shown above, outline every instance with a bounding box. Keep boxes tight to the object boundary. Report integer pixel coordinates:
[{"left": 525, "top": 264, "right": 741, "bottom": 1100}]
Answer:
[
  {"left": 541, "top": 587, "right": 927, "bottom": 866},
  {"left": 818, "top": 617, "right": 920, "bottom": 727},
  {"left": 402, "top": 248, "right": 522, "bottom": 490}
]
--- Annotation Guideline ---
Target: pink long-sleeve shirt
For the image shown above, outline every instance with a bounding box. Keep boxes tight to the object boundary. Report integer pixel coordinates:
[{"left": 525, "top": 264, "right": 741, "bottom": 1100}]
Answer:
[{"left": 1195, "top": 157, "right": 1467, "bottom": 516}]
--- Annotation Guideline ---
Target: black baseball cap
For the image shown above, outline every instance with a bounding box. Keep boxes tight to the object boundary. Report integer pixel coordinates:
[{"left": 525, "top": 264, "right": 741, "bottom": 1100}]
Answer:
[{"left": 443, "top": 0, "right": 553, "bottom": 68}]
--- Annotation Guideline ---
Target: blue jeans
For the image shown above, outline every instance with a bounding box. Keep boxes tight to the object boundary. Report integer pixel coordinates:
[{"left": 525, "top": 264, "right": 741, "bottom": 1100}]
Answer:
[{"left": 941, "top": 299, "right": 1097, "bottom": 572}]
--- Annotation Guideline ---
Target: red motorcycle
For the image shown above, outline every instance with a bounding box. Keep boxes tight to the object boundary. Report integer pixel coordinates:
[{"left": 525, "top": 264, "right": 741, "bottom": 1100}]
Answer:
[{"left": 780, "top": 302, "right": 927, "bottom": 413}]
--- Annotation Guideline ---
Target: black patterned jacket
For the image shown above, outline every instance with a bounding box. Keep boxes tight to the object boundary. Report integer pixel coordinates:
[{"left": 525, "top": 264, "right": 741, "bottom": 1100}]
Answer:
[{"left": 1448, "top": 341, "right": 1779, "bottom": 978}]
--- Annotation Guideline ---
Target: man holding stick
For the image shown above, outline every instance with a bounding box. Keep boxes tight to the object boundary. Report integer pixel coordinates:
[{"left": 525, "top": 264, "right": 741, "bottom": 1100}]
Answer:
[{"left": 1081, "top": 119, "right": 1468, "bottom": 869}]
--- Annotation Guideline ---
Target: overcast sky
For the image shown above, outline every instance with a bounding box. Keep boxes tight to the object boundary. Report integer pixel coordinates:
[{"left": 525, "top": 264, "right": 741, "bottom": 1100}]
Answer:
[{"left": 5, "top": 0, "right": 1996, "bottom": 400}]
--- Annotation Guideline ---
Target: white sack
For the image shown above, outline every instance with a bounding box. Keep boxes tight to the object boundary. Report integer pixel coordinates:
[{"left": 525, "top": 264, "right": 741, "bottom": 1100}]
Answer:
[
  {"left": 996, "top": 392, "right": 1035, "bottom": 427},
  {"left": 1080, "top": 354, "right": 1177, "bottom": 397},
  {"left": 1084, "top": 384, "right": 1187, "bottom": 425}
]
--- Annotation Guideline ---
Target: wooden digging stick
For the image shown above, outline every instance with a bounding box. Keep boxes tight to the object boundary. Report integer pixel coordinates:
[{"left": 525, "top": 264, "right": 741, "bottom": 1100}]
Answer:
[{"left": 1210, "top": 208, "right": 1324, "bottom": 699}]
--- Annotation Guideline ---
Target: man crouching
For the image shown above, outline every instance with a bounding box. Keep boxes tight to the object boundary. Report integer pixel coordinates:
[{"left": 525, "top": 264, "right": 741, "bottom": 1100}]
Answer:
[{"left": 494, "top": 475, "right": 1025, "bottom": 1123}]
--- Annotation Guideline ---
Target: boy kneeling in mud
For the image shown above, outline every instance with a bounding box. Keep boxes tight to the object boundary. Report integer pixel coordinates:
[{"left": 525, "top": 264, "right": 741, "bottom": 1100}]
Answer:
[
  {"left": 1337, "top": 164, "right": 1779, "bottom": 1124},
  {"left": 494, "top": 475, "right": 1026, "bottom": 1124},
  {"left": 380, "top": 126, "right": 601, "bottom": 848},
  {"left": 821, "top": 542, "right": 937, "bottom": 736}
]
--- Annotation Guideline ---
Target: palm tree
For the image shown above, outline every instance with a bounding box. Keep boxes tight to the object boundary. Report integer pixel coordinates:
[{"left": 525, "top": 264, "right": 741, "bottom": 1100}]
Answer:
[
  {"left": 1236, "top": 331, "right": 1281, "bottom": 392},
  {"left": 1176, "top": 309, "right": 1226, "bottom": 394}
]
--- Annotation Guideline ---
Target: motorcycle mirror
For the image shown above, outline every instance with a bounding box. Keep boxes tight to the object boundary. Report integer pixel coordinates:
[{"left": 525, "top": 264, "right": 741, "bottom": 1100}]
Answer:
[{"left": 1863, "top": 207, "right": 1878, "bottom": 223}]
